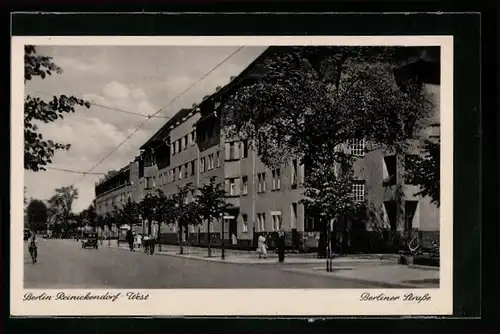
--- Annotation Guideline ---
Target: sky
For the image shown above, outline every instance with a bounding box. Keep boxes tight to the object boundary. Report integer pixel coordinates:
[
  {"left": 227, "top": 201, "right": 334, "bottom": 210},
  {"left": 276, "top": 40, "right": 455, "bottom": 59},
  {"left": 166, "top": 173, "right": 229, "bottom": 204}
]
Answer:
[{"left": 24, "top": 45, "right": 267, "bottom": 213}]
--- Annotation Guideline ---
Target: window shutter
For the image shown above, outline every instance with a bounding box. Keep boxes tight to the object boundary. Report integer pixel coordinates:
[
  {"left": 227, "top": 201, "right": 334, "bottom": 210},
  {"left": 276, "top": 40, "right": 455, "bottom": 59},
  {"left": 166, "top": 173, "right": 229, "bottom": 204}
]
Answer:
[
  {"left": 234, "top": 142, "right": 240, "bottom": 159},
  {"left": 225, "top": 143, "right": 230, "bottom": 161}
]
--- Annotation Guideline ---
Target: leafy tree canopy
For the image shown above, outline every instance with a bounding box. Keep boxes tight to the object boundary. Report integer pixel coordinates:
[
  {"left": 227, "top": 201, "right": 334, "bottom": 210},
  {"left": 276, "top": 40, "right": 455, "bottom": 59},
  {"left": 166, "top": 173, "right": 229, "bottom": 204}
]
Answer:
[
  {"left": 223, "top": 46, "right": 436, "bottom": 170},
  {"left": 27, "top": 199, "right": 48, "bottom": 231},
  {"left": 405, "top": 139, "right": 440, "bottom": 206}
]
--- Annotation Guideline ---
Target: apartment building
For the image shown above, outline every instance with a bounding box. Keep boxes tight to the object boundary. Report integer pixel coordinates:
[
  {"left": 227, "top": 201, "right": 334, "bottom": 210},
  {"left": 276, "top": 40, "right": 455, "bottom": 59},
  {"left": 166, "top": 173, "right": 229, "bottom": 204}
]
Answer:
[
  {"left": 94, "top": 163, "right": 139, "bottom": 238},
  {"left": 94, "top": 47, "right": 440, "bottom": 252}
]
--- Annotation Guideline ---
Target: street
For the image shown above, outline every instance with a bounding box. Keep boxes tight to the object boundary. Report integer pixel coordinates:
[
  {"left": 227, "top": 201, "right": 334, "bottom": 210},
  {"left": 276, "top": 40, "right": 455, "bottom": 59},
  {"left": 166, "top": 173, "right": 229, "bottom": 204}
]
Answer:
[{"left": 24, "top": 239, "right": 384, "bottom": 289}]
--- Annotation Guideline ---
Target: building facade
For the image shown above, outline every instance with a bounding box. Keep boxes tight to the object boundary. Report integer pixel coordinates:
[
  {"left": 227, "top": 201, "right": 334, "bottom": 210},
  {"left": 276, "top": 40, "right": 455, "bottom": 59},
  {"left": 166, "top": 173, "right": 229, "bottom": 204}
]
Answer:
[{"left": 94, "top": 47, "right": 440, "bottom": 252}]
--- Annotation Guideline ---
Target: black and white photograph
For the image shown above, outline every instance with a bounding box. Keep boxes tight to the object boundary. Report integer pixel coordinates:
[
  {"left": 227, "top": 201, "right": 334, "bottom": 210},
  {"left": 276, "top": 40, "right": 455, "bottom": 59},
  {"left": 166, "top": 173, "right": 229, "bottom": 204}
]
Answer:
[{"left": 12, "top": 36, "right": 453, "bottom": 316}]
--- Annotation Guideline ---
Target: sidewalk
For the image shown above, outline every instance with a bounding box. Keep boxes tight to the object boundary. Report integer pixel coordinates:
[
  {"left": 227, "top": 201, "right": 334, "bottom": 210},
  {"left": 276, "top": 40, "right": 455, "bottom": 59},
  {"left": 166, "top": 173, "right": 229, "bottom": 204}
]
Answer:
[
  {"left": 282, "top": 264, "right": 440, "bottom": 288},
  {"left": 110, "top": 242, "right": 398, "bottom": 265}
]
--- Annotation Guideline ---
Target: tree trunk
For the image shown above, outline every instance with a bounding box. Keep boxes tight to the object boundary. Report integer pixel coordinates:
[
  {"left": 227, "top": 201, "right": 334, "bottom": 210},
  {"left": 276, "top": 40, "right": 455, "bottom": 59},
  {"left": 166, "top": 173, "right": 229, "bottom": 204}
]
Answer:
[
  {"left": 157, "top": 222, "right": 162, "bottom": 251},
  {"left": 179, "top": 224, "right": 184, "bottom": 255},
  {"left": 394, "top": 149, "right": 407, "bottom": 251},
  {"left": 207, "top": 218, "right": 212, "bottom": 257}
]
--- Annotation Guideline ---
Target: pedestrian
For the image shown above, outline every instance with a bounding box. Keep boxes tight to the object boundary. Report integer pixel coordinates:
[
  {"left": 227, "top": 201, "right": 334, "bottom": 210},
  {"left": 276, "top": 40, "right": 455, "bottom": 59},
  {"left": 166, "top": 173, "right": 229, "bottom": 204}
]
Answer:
[
  {"left": 149, "top": 233, "right": 155, "bottom": 255},
  {"left": 126, "top": 228, "right": 134, "bottom": 252},
  {"left": 277, "top": 228, "right": 285, "bottom": 263},
  {"left": 257, "top": 233, "right": 267, "bottom": 259},
  {"left": 143, "top": 234, "right": 150, "bottom": 253},
  {"left": 136, "top": 233, "right": 142, "bottom": 249},
  {"left": 28, "top": 231, "right": 38, "bottom": 264}
]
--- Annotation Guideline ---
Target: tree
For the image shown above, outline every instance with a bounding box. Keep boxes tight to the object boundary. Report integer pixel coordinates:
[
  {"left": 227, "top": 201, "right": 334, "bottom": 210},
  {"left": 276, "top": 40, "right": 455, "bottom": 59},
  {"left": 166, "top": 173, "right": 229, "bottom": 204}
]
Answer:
[
  {"left": 47, "top": 185, "right": 79, "bottom": 238},
  {"left": 405, "top": 139, "right": 440, "bottom": 206},
  {"left": 24, "top": 45, "right": 91, "bottom": 172},
  {"left": 137, "top": 194, "right": 157, "bottom": 237},
  {"left": 152, "top": 190, "right": 176, "bottom": 252},
  {"left": 301, "top": 161, "right": 363, "bottom": 258},
  {"left": 223, "top": 46, "right": 435, "bottom": 169},
  {"left": 170, "top": 184, "right": 200, "bottom": 255},
  {"left": 223, "top": 46, "right": 437, "bottom": 251},
  {"left": 196, "top": 180, "right": 230, "bottom": 258},
  {"left": 26, "top": 199, "right": 48, "bottom": 232},
  {"left": 103, "top": 213, "right": 116, "bottom": 246}
]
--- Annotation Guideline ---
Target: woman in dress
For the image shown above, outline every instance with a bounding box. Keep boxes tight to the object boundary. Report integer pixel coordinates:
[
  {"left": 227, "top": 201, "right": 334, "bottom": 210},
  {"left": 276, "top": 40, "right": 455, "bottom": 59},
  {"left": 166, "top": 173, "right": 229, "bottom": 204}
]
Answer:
[{"left": 257, "top": 233, "right": 267, "bottom": 259}]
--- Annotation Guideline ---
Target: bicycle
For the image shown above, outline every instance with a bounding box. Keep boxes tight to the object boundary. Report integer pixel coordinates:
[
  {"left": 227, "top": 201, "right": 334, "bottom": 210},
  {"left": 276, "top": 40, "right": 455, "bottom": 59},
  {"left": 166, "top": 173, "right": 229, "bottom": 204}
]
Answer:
[{"left": 408, "top": 235, "right": 421, "bottom": 255}]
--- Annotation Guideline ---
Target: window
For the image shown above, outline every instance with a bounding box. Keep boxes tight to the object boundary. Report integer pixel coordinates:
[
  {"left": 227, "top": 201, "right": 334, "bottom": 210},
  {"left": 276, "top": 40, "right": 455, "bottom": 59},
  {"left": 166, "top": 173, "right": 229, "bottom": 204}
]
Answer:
[
  {"left": 230, "top": 142, "right": 235, "bottom": 160},
  {"left": 242, "top": 176, "right": 248, "bottom": 195},
  {"left": 226, "top": 178, "right": 237, "bottom": 196},
  {"left": 225, "top": 142, "right": 239, "bottom": 161},
  {"left": 192, "top": 131, "right": 196, "bottom": 145},
  {"left": 241, "top": 140, "right": 249, "bottom": 158},
  {"left": 257, "top": 172, "right": 266, "bottom": 193},
  {"left": 349, "top": 138, "right": 365, "bottom": 156},
  {"left": 291, "top": 203, "right": 298, "bottom": 229},
  {"left": 256, "top": 214, "right": 261, "bottom": 231},
  {"left": 383, "top": 155, "right": 397, "bottom": 185},
  {"left": 291, "top": 159, "right": 298, "bottom": 186},
  {"left": 272, "top": 213, "right": 282, "bottom": 231},
  {"left": 272, "top": 169, "right": 281, "bottom": 190},
  {"left": 352, "top": 182, "right": 365, "bottom": 202},
  {"left": 190, "top": 161, "right": 195, "bottom": 176},
  {"left": 242, "top": 214, "right": 248, "bottom": 233},
  {"left": 183, "top": 135, "right": 188, "bottom": 150},
  {"left": 208, "top": 154, "right": 214, "bottom": 170},
  {"left": 159, "top": 173, "right": 163, "bottom": 185},
  {"left": 184, "top": 163, "right": 189, "bottom": 178},
  {"left": 200, "top": 157, "right": 206, "bottom": 173},
  {"left": 306, "top": 216, "right": 315, "bottom": 231},
  {"left": 178, "top": 166, "right": 183, "bottom": 180},
  {"left": 216, "top": 151, "right": 220, "bottom": 168},
  {"left": 260, "top": 213, "right": 266, "bottom": 231}
]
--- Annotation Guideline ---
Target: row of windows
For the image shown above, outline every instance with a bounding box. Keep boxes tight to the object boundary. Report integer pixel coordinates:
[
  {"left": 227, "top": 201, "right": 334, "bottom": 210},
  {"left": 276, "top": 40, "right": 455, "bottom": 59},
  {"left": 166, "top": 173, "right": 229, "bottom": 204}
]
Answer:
[
  {"left": 171, "top": 131, "right": 196, "bottom": 155},
  {"left": 256, "top": 212, "right": 283, "bottom": 232},
  {"left": 146, "top": 151, "right": 222, "bottom": 189},
  {"left": 224, "top": 140, "right": 249, "bottom": 161},
  {"left": 97, "top": 191, "right": 132, "bottom": 212}
]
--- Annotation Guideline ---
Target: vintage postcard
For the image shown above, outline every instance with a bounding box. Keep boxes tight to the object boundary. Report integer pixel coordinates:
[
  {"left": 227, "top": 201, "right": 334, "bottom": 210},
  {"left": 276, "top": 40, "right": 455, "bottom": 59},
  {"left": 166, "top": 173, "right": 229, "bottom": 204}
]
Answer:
[{"left": 11, "top": 35, "right": 453, "bottom": 316}]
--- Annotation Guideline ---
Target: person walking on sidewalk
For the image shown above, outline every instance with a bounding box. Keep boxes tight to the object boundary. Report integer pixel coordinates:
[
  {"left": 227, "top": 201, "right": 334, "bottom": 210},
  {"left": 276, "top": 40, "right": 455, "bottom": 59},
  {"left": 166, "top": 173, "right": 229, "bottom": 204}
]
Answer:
[
  {"left": 126, "top": 228, "right": 134, "bottom": 252},
  {"left": 149, "top": 233, "right": 156, "bottom": 255},
  {"left": 257, "top": 233, "right": 267, "bottom": 259},
  {"left": 28, "top": 231, "right": 38, "bottom": 264},
  {"left": 277, "top": 228, "right": 285, "bottom": 263}
]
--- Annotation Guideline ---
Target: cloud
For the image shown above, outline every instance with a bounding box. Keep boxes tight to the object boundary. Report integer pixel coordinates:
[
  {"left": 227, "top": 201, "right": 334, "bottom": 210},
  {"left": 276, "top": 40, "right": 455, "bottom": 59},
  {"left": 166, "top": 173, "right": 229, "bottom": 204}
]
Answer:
[
  {"left": 55, "top": 57, "right": 102, "bottom": 73},
  {"left": 102, "top": 81, "right": 130, "bottom": 100}
]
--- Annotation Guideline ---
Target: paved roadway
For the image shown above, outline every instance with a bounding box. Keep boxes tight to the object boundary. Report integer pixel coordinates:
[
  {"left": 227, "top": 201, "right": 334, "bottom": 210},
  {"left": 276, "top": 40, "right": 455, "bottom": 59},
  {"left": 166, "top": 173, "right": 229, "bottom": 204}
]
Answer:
[{"left": 24, "top": 239, "right": 380, "bottom": 289}]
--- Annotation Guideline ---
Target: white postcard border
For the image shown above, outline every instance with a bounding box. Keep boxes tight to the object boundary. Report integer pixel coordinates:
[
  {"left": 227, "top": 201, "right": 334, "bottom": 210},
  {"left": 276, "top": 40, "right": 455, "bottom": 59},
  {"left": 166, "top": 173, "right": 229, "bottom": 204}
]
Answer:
[{"left": 11, "top": 35, "right": 453, "bottom": 316}]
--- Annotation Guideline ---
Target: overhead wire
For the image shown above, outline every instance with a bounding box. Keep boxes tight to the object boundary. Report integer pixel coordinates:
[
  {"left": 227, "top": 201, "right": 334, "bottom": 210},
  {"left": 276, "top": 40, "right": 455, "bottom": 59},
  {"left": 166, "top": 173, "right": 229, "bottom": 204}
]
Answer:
[
  {"left": 69, "top": 46, "right": 246, "bottom": 187},
  {"left": 30, "top": 90, "right": 170, "bottom": 119}
]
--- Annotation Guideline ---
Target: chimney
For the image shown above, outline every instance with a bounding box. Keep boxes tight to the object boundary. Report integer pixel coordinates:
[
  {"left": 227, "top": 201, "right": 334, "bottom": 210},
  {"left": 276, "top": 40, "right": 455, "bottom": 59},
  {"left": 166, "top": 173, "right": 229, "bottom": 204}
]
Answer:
[
  {"left": 215, "top": 86, "right": 221, "bottom": 91},
  {"left": 230, "top": 76, "right": 236, "bottom": 81}
]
